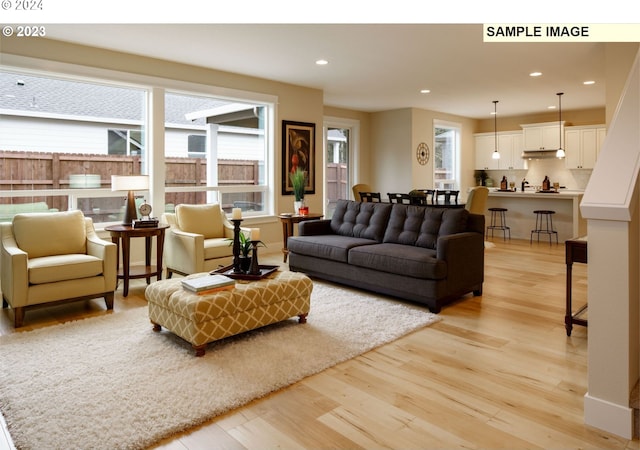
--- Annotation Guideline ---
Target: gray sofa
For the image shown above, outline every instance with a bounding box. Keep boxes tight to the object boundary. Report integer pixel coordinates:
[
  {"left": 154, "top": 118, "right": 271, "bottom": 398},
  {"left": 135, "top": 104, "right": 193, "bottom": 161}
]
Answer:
[{"left": 287, "top": 199, "right": 485, "bottom": 313}]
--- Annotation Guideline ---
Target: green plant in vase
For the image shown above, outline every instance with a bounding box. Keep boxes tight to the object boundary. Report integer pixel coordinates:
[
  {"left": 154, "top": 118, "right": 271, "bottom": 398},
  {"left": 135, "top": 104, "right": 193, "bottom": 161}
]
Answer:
[
  {"left": 229, "top": 231, "right": 265, "bottom": 272},
  {"left": 290, "top": 167, "right": 307, "bottom": 214}
]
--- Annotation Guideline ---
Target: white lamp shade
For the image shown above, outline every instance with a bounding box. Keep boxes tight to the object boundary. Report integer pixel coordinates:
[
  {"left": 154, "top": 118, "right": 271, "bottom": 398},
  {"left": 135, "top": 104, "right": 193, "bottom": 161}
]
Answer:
[{"left": 111, "top": 175, "right": 149, "bottom": 192}]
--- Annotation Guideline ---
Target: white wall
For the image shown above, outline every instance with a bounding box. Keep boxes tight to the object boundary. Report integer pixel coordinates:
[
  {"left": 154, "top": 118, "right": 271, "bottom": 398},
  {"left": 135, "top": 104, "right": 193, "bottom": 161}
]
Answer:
[{"left": 0, "top": 116, "right": 108, "bottom": 154}]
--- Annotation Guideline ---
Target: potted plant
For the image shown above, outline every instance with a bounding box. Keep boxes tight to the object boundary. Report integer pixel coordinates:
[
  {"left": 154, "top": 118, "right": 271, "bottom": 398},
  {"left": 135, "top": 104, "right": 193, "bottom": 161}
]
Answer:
[
  {"left": 290, "top": 167, "right": 307, "bottom": 214},
  {"left": 231, "top": 231, "right": 265, "bottom": 272}
]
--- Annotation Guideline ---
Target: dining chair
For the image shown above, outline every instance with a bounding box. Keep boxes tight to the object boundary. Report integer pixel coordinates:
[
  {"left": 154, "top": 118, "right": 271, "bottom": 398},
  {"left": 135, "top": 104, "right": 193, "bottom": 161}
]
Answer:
[
  {"left": 359, "top": 192, "right": 382, "bottom": 202},
  {"left": 465, "top": 186, "right": 489, "bottom": 215},
  {"left": 387, "top": 193, "right": 412, "bottom": 204},
  {"left": 435, "top": 190, "right": 459, "bottom": 204},
  {"left": 409, "top": 189, "right": 435, "bottom": 205},
  {"left": 352, "top": 183, "right": 372, "bottom": 201}
]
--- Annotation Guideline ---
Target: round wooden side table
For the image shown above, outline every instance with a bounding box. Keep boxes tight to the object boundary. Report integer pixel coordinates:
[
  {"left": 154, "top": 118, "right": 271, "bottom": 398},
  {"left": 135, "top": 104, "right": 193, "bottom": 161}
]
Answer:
[{"left": 104, "top": 224, "right": 169, "bottom": 297}]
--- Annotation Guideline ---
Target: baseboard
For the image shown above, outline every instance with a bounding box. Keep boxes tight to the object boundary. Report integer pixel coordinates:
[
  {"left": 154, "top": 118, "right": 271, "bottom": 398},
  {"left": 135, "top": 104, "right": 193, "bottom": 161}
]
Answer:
[{"left": 584, "top": 392, "right": 634, "bottom": 439}]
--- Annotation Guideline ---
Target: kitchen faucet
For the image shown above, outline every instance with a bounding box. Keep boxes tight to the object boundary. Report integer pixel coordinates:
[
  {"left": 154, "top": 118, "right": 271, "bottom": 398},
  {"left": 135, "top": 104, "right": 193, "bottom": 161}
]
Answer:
[{"left": 521, "top": 179, "right": 529, "bottom": 192}]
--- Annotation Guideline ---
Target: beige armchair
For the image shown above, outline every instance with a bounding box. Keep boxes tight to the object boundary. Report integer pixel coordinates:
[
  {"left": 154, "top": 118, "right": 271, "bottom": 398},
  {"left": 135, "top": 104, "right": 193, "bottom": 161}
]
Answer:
[
  {"left": 465, "top": 186, "right": 489, "bottom": 215},
  {"left": 162, "top": 203, "right": 236, "bottom": 278},
  {"left": 1, "top": 210, "right": 117, "bottom": 327}
]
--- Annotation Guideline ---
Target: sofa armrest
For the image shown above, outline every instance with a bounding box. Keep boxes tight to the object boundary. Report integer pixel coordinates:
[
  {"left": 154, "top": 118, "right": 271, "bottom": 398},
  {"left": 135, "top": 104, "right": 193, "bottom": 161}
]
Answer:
[
  {"left": 0, "top": 225, "right": 29, "bottom": 305},
  {"left": 86, "top": 234, "right": 117, "bottom": 290},
  {"left": 437, "top": 231, "right": 484, "bottom": 290},
  {"left": 164, "top": 228, "right": 205, "bottom": 274},
  {"left": 298, "top": 219, "right": 333, "bottom": 236}
]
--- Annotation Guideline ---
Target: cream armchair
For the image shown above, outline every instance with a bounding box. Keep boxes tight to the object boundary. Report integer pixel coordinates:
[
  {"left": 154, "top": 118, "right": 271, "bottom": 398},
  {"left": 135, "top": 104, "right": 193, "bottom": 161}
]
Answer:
[
  {"left": 1, "top": 210, "right": 117, "bottom": 327},
  {"left": 162, "top": 203, "right": 236, "bottom": 278}
]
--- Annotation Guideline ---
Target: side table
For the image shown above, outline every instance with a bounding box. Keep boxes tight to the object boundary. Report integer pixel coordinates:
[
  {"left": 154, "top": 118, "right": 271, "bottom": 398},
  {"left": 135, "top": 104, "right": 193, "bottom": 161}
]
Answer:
[
  {"left": 278, "top": 213, "right": 323, "bottom": 262},
  {"left": 104, "top": 224, "right": 169, "bottom": 297},
  {"left": 565, "top": 236, "right": 588, "bottom": 336}
]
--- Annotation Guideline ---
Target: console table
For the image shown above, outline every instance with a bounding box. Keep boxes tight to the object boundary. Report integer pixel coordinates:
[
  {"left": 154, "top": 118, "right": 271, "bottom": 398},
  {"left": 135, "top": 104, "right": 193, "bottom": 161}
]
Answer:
[
  {"left": 104, "top": 224, "right": 169, "bottom": 297},
  {"left": 278, "top": 213, "right": 323, "bottom": 262},
  {"left": 565, "top": 236, "right": 588, "bottom": 336}
]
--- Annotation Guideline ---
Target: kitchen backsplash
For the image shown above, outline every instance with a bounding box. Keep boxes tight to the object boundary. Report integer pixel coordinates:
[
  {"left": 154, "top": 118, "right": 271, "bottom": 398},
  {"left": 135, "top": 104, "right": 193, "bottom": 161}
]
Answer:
[{"left": 479, "top": 158, "right": 591, "bottom": 190}]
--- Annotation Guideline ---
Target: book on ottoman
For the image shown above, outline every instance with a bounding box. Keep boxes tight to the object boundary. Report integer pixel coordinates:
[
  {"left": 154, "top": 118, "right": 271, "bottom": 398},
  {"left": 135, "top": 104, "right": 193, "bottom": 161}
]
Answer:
[{"left": 181, "top": 274, "right": 235, "bottom": 293}]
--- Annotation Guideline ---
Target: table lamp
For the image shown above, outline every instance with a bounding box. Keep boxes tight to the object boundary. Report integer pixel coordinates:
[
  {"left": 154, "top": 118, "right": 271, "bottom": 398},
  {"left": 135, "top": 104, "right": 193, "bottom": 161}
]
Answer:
[{"left": 111, "top": 175, "right": 149, "bottom": 225}]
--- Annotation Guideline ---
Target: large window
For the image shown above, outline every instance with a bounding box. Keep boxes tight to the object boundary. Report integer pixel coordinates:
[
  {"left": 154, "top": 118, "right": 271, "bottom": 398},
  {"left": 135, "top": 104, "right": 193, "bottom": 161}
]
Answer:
[
  {"left": 434, "top": 121, "right": 461, "bottom": 190},
  {"left": 164, "top": 91, "right": 269, "bottom": 215},
  {"left": 0, "top": 68, "right": 274, "bottom": 223},
  {"left": 0, "top": 70, "right": 147, "bottom": 223}
]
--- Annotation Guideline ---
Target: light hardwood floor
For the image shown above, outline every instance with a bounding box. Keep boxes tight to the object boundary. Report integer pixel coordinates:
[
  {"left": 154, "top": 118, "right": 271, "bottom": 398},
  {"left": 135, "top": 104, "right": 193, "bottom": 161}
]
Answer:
[{"left": 1, "top": 239, "right": 638, "bottom": 449}]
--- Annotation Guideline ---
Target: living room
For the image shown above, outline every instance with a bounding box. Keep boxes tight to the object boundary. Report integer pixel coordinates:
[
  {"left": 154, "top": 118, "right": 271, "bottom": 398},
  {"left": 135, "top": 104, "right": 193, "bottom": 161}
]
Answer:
[{"left": 1, "top": 16, "right": 640, "bottom": 448}]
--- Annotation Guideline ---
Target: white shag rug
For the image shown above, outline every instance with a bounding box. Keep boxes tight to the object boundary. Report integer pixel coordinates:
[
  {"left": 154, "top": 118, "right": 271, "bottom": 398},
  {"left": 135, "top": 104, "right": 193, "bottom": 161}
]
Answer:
[{"left": 0, "top": 281, "right": 440, "bottom": 450}]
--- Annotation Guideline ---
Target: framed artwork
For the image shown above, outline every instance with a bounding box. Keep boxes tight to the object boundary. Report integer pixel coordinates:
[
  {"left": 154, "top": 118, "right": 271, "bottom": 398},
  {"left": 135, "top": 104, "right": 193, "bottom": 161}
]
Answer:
[{"left": 282, "top": 120, "right": 315, "bottom": 196}]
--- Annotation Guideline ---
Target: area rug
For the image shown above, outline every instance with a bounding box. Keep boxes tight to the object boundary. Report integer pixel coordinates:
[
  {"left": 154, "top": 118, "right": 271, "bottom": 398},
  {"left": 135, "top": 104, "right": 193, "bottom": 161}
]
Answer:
[{"left": 0, "top": 281, "right": 440, "bottom": 450}]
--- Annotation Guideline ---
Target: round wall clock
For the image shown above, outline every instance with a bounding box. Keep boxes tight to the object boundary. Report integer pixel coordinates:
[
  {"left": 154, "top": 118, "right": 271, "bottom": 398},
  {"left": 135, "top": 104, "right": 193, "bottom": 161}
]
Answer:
[{"left": 416, "top": 142, "right": 430, "bottom": 165}]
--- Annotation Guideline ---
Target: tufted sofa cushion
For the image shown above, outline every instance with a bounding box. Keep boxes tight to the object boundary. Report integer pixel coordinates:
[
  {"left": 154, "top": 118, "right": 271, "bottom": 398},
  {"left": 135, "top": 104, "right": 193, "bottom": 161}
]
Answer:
[
  {"left": 330, "top": 199, "right": 392, "bottom": 242},
  {"left": 383, "top": 205, "right": 469, "bottom": 250},
  {"left": 176, "top": 204, "right": 225, "bottom": 239},
  {"left": 12, "top": 210, "right": 87, "bottom": 258}
]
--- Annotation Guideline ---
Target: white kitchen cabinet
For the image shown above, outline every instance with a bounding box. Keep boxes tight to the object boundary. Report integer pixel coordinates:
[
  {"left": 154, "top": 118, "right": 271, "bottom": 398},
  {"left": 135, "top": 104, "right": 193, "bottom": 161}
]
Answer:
[
  {"left": 522, "top": 122, "right": 562, "bottom": 151},
  {"left": 565, "top": 125, "right": 606, "bottom": 169},
  {"left": 498, "top": 133, "right": 526, "bottom": 170},
  {"left": 475, "top": 132, "right": 525, "bottom": 170},
  {"left": 474, "top": 134, "right": 500, "bottom": 170}
]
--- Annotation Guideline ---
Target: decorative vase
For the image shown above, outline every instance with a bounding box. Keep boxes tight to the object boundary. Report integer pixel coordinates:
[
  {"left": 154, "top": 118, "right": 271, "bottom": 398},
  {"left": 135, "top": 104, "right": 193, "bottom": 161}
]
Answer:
[
  {"left": 294, "top": 199, "right": 304, "bottom": 214},
  {"left": 239, "top": 256, "right": 251, "bottom": 272}
]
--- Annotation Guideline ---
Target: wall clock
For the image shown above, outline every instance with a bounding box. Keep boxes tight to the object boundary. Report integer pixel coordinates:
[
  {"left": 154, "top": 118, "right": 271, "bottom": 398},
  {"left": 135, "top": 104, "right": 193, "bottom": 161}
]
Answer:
[{"left": 416, "top": 142, "right": 430, "bottom": 165}]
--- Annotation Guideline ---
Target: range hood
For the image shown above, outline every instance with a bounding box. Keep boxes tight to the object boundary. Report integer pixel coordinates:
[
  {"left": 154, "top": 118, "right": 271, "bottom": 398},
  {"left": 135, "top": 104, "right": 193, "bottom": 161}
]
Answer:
[{"left": 521, "top": 149, "right": 560, "bottom": 159}]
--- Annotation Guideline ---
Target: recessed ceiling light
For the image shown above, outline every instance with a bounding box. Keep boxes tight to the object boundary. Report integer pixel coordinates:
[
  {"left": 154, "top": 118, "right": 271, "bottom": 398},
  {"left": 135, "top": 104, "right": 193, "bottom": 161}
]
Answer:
[
  {"left": 315, "top": 59, "right": 328, "bottom": 65},
  {"left": 420, "top": 89, "right": 430, "bottom": 94},
  {"left": 583, "top": 80, "right": 595, "bottom": 85},
  {"left": 530, "top": 72, "right": 542, "bottom": 77}
]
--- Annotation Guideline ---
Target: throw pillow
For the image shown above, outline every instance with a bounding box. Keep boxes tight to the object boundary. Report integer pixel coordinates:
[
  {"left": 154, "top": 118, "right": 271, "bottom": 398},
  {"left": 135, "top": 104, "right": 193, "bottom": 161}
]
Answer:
[
  {"left": 13, "top": 210, "right": 87, "bottom": 258},
  {"left": 176, "top": 204, "right": 225, "bottom": 239}
]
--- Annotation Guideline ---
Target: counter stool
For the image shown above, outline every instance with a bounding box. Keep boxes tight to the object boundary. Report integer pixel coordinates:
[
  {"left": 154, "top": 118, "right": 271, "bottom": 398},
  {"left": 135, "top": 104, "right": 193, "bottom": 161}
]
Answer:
[
  {"left": 487, "top": 207, "right": 511, "bottom": 241},
  {"left": 531, "top": 210, "right": 558, "bottom": 245}
]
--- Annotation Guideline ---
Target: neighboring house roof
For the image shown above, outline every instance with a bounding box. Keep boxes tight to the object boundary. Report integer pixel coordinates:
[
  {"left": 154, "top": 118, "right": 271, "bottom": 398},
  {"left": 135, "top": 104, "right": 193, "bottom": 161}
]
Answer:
[{"left": 0, "top": 71, "right": 238, "bottom": 126}]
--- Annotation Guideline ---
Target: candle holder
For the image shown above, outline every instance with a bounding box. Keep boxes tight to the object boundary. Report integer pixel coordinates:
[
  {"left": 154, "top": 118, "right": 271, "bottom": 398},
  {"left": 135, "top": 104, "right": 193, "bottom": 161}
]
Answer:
[
  {"left": 248, "top": 240, "right": 261, "bottom": 275},
  {"left": 231, "top": 219, "right": 243, "bottom": 273}
]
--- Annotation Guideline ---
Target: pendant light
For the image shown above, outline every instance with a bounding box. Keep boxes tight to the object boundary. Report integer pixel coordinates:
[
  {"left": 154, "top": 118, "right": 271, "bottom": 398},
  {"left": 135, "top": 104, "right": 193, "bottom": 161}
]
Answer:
[
  {"left": 492, "top": 100, "right": 500, "bottom": 160},
  {"left": 556, "top": 92, "right": 565, "bottom": 159}
]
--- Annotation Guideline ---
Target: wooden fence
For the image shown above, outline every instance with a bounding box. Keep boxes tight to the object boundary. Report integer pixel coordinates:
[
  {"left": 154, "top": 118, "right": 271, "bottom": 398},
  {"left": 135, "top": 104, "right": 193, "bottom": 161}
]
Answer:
[{"left": 0, "top": 150, "right": 259, "bottom": 211}]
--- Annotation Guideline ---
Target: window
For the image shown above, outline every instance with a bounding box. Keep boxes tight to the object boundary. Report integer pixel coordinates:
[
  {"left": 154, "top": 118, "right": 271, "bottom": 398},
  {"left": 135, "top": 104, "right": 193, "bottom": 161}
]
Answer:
[
  {"left": 324, "top": 118, "right": 359, "bottom": 219},
  {"left": 108, "top": 129, "right": 143, "bottom": 156},
  {"left": 164, "top": 91, "right": 270, "bottom": 215},
  {"left": 187, "top": 135, "right": 206, "bottom": 157},
  {"left": 325, "top": 127, "right": 349, "bottom": 219},
  {"left": 0, "top": 69, "right": 147, "bottom": 224},
  {"left": 434, "top": 121, "right": 461, "bottom": 190},
  {"left": 0, "top": 67, "right": 275, "bottom": 224}
]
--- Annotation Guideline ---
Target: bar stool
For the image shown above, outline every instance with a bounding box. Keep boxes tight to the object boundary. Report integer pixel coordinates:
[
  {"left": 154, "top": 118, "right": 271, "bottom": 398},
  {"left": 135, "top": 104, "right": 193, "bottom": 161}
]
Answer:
[
  {"left": 531, "top": 210, "right": 558, "bottom": 245},
  {"left": 487, "top": 207, "right": 511, "bottom": 241}
]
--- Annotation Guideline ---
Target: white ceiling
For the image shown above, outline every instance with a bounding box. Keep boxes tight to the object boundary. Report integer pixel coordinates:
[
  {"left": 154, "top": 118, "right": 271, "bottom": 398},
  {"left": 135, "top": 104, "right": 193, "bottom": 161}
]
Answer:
[{"left": 41, "top": 24, "right": 607, "bottom": 119}]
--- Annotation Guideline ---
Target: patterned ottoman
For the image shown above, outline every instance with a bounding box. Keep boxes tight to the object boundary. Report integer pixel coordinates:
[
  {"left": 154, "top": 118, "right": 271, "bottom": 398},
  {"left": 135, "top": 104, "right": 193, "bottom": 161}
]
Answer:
[{"left": 145, "top": 270, "right": 313, "bottom": 356}]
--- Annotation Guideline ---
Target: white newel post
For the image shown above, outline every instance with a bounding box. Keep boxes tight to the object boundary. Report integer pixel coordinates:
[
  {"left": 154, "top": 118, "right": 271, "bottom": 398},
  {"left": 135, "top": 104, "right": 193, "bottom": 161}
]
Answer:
[{"left": 581, "top": 48, "right": 640, "bottom": 440}]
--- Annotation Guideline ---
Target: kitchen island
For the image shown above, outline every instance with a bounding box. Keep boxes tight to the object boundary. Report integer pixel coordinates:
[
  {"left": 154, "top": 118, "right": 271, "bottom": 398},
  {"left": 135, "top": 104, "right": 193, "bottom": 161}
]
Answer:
[{"left": 485, "top": 189, "right": 585, "bottom": 242}]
